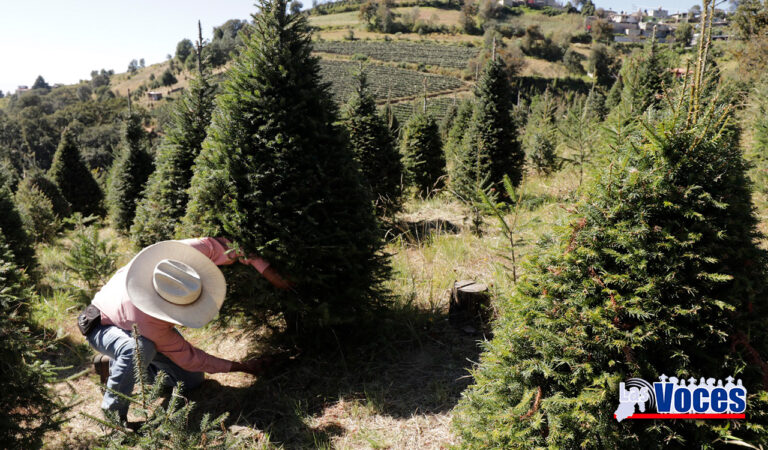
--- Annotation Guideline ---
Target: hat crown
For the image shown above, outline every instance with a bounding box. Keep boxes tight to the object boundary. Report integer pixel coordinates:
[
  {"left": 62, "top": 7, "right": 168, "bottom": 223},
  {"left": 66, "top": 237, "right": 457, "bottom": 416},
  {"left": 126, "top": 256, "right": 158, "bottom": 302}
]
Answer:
[{"left": 152, "top": 259, "right": 202, "bottom": 306}]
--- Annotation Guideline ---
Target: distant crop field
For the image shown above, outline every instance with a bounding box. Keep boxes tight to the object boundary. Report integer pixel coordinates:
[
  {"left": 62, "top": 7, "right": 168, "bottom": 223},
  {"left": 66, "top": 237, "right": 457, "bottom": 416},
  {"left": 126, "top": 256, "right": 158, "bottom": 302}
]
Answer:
[
  {"left": 505, "top": 12, "right": 584, "bottom": 37},
  {"left": 309, "top": 11, "right": 361, "bottom": 28},
  {"left": 389, "top": 94, "right": 461, "bottom": 123},
  {"left": 319, "top": 59, "right": 466, "bottom": 102},
  {"left": 391, "top": 6, "right": 462, "bottom": 25},
  {"left": 314, "top": 40, "right": 480, "bottom": 69}
]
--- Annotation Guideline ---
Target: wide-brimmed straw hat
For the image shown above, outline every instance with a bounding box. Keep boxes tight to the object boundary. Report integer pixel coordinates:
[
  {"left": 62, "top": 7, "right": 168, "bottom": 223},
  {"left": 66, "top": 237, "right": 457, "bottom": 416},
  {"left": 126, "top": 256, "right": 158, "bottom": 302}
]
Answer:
[{"left": 125, "top": 241, "right": 226, "bottom": 328}]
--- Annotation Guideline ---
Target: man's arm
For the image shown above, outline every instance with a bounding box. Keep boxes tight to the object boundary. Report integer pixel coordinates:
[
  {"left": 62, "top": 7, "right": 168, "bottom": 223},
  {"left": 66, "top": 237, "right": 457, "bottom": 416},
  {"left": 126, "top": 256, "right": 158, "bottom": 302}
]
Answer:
[{"left": 181, "top": 237, "right": 292, "bottom": 290}]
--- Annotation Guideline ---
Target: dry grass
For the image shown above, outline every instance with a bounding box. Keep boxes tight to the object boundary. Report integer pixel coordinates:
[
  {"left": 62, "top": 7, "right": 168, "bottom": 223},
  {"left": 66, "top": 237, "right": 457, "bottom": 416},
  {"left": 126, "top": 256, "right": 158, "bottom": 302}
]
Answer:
[
  {"left": 316, "top": 29, "right": 481, "bottom": 44},
  {"left": 391, "top": 6, "right": 462, "bottom": 26},
  {"left": 519, "top": 56, "right": 569, "bottom": 78},
  {"left": 309, "top": 11, "right": 363, "bottom": 28}
]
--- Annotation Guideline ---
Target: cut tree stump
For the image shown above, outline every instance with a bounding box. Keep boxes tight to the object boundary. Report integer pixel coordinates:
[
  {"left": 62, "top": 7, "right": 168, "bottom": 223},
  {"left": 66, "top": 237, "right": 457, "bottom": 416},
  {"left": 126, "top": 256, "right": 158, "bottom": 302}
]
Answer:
[{"left": 449, "top": 280, "right": 490, "bottom": 328}]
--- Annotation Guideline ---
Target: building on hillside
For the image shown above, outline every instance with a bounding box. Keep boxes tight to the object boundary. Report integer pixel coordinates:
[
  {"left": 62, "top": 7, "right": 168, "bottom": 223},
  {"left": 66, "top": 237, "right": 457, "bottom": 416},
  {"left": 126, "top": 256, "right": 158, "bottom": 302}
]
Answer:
[
  {"left": 612, "top": 22, "right": 639, "bottom": 33},
  {"left": 147, "top": 91, "right": 163, "bottom": 101},
  {"left": 670, "top": 11, "right": 697, "bottom": 22},
  {"left": 639, "top": 21, "right": 670, "bottom": 36},
  {"left": 612, "top": 12, "right": 639, "bottom": 24},
  {"left": 17, "top": 85, "right": 29, "bottom": 93},
  {"left": 649, "top": 7, "right": 668, "bottom": 18}
]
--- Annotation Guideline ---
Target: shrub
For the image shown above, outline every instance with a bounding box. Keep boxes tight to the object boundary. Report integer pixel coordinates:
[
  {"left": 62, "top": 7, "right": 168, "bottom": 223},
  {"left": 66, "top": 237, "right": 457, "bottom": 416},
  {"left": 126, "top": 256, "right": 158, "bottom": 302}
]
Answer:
[
  {"left": 562, "top": 47, "right": 585, "bottom": 75},
  {"left": 65, "top": 223, "right": 117, "bottom": 296}
]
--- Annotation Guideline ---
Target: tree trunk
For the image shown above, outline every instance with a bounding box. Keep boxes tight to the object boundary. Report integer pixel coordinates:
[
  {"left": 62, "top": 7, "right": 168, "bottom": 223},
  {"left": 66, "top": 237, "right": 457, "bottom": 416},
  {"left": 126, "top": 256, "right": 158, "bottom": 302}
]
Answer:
[{"left": 449, "top": 280, "right": 490, "bottom": 327}]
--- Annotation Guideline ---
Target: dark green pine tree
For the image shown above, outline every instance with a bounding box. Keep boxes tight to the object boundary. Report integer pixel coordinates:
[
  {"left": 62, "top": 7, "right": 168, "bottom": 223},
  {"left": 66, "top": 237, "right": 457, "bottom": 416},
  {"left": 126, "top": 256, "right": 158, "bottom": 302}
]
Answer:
[
  {"left": 444, "top": 98, "right": 475, "bottom": 161},
  {"left": 605, "top": 74, "right": 624, "bottom": 112},
  {"left": 454, "top": 26, "right": 768, "bottom": 447},
  {"left": 107, "top": 114, "right": 153, "bottom": 232},
  {"left": 341, "top": 69, "right": 403, "bottom": 217},
  {"left": 380, "top": 96, "right": 400, "bottom": 137},
  {"left": 400, "top": 109, "right": 445, "bottom": 197},
  {"left": 0, "top": 186, "right": 36, "bottom": 270},
  {"left": 132, "top": 23, "right": 217, "bottom": 247},
  {"left": 48, "top": 127, "right": 103, "bottom": 216},
  {"left": 451, "top": 55, "right": 523, "bottom": 203},
  {"left": 182, "top": 0, "right": 388, "bottom": 335},
  {"left": 0, "top": 234, "right": 60, "bottom": 446},
  {"left": 440, "top": 100, "right": 458, "bottom": 140}
]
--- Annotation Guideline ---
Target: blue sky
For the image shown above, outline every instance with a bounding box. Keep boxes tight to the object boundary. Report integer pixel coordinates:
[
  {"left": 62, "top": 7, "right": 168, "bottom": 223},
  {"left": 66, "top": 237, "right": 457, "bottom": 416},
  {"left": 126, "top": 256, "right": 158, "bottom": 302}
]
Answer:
[
  {"left": 0, "top": 0, "right": 705, "bottom": 95},
  {"left": 0, "top": 1, "right": 256, "bottom": 94}
]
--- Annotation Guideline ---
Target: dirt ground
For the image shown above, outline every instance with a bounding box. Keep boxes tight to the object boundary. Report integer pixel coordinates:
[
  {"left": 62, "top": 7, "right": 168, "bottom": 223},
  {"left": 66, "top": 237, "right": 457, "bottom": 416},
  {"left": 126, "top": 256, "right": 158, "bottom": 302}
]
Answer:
[{"left": 44, "top": 296, "right": 483, "bottom": 449}]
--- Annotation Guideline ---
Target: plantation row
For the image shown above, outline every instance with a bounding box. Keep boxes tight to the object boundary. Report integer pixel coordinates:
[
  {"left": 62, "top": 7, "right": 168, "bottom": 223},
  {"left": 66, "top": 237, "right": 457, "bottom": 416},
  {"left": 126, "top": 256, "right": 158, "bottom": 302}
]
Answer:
[
  {"left": 390, "top": 95, "right": 460, "bottom": 123},
  {"left": 313, "top": 39, "right": 480, "bottom": 69},
  {"left": 318, "top": 59, "right": 465, "bottom": 102}
]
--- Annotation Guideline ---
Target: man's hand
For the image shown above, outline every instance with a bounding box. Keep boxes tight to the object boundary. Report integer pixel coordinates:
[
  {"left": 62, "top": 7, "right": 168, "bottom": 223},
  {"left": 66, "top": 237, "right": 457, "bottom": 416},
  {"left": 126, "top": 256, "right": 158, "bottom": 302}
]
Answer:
[
  {"left": 262, "top": 266, "right": 292, "bottom": 290},
  {"left": 230, "top": 358, "right": 269, "bottom": 375}
]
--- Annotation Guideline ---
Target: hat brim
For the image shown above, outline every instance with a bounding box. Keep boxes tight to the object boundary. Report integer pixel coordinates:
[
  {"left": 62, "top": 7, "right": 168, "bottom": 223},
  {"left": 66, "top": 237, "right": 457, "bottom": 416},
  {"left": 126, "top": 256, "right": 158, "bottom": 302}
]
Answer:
[{"left": 126, "top": 241, "right": 226, "bottom": 328}]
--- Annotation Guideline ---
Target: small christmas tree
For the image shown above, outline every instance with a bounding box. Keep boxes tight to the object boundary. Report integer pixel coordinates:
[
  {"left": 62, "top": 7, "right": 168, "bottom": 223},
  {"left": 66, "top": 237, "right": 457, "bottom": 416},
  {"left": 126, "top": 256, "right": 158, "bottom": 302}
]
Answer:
[
  {"left": 400, "top": 109, "right": 445, "bottom": 197},
  {"left": 619, "top": 33, "right": 669, "bottom": 114},
  {"left": 341, "top": 68, "right": 403, "bottom": 217},
  {"left": 183, "top": 0, "right": 388, "bottom": 336},
  {"left": 18, "top": 168, "right": 71, "bottom": 218},
  {"left": 451, "top": 55, "right": 523, "bottom": 203},
  {"left": 605, "top": 74, "right": 623, "bottom": 111},
  {"left": 132, "top": 22, "right": 217, "bottom": 246},
  {"left": 15, "top": 180, "right": 58, "bottom": 243},
  {"left": 107, "top": 114, "right": 153, "bottom": 232},
  {"left": 0, "top": 186, "right": 35, "bottom": 270},
  {"left": 48, "top": 127, "right": 103, "bottom": 216},
  {"left": 454, "top": 5, "right": 768, "bottom": 446}
]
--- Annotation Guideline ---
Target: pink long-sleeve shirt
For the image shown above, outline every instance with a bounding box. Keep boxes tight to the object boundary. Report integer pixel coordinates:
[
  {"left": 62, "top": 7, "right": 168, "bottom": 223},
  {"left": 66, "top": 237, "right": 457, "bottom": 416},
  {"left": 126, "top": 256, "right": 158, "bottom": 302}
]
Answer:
[{"left": 92, "top": 237, "right": 269, "bottom": 374}]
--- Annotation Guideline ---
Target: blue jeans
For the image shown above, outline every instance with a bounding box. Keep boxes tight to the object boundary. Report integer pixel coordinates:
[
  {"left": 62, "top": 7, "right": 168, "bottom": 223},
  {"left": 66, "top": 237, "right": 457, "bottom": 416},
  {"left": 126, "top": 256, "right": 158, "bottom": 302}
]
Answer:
[{"left": 86, "top": 323, "right": 204, "bottom": 419}]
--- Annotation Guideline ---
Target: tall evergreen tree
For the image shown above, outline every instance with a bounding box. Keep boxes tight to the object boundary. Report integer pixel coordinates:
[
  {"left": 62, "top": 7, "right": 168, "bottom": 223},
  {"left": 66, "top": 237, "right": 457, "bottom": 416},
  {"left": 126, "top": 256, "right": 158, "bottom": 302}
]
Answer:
[
  {"left": 341, "top": 69, "right": 403, "bottom": 217},
  {"left": 48, "top": 127, "right": 103, "bottom": 216},
  {"left": 0, "top": 186, "right": 35, "bottom": 270},
  {"left": 107, "top": 114, "right": 153, "bottom": 231},
  {"left": 182, "top": 0, "right": 388, "bottom": 335},
  {"left": 0, "top": 234, "right": 60, "bottom": 446},
  {"left": 132, "top": 22, "right": 217, "bottom": 246},
  {"left": 400, "top": 110, "right": 445, "bottom": 197},
  {"left": 451, "top": 56, "right": 523, "bottom": 203},
  {"left": 454, "top": 12, "right": 768, "bottom": 446}
]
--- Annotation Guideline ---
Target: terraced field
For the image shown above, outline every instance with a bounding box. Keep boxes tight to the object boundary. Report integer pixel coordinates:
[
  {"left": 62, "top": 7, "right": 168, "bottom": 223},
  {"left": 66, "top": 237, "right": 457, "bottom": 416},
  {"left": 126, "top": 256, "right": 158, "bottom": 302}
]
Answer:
[
  {"left": 314, "top": 40, "right": 480, "bottom": 69},
  {"left": 319, "top": 59, "right": 466, "bottom": 103},
  {"left": 389, "top": 95, "right": 460, "bottom": 123}
]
